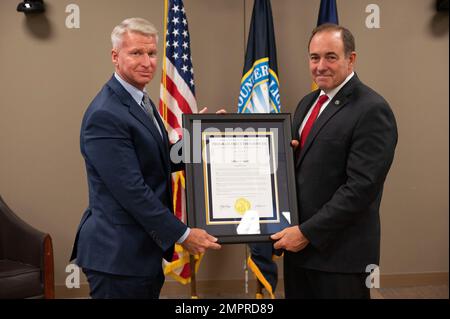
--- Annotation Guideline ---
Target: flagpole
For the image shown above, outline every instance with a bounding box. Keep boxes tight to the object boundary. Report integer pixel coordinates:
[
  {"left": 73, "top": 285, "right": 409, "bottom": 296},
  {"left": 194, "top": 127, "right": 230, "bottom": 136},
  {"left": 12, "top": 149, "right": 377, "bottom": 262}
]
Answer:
[
  {"left": 189, "top": 255, "right": 198, "bottom": 298},
  {"left": 162, "top": 0, "right": 168, "bottom": 122},
  {"left": 244, "top": 245, "right": 249, "bottom": 295},
  {"left": 256, "top": 277, "right": 263, "bottom": 299},
  {"left": 160, "top": 0, "right": 200, "bottom": 297},
  {"left": 239, "top": 0, "right": 280, "bottom": 299}
]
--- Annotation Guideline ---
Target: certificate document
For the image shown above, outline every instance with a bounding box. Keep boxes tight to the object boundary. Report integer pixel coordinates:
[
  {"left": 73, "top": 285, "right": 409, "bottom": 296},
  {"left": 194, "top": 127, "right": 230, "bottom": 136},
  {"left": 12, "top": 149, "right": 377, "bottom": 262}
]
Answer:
[{"left": 202, "top": 132, "right": 280, "bottom": 225}]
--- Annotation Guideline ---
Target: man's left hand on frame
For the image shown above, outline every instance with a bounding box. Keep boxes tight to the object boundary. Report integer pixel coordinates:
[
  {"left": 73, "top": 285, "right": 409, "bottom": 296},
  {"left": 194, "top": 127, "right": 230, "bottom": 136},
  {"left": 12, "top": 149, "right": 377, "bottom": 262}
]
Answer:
[{"left": 271, "top": 226, "right": 310, "bottom": 252}]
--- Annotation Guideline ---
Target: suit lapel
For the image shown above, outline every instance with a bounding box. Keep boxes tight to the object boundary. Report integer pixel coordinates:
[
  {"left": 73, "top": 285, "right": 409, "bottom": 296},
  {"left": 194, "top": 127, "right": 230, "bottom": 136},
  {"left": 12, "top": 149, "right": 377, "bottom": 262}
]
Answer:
[
  {"left": 129, "top": 104, "right": 169, "bottom": 157},
  {"left": 292, "top": 92, "right": 320, "bottom": 140},
  {"left": 296, "top": 75, "right": 359, "bottom": 168},
  {"left": 106, "top": 76, "right": 170, "bottom": 166}
]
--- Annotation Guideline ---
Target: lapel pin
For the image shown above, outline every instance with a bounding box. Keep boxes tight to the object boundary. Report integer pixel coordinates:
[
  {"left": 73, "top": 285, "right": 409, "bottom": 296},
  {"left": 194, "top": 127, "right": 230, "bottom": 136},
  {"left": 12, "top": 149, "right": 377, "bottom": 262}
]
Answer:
[{"left": 335, "top": 100, "right": 340, "bottom": 105}]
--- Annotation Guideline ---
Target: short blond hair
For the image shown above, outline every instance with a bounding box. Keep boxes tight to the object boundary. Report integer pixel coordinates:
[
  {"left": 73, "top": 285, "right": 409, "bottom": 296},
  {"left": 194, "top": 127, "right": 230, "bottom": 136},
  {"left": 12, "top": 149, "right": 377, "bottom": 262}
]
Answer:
[{"left": 111, "top": 17, "right": 158, "bottom": 49}]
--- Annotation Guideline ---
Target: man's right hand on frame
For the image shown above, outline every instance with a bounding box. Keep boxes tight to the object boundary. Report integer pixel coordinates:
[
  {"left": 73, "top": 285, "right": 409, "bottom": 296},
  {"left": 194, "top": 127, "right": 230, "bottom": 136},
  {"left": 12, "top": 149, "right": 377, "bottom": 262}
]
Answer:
[
  {"left": 181, "top": 228, "right": 222, "bottom": 254},
  {"left": 198, "top": 107, "right": 227, "bottom": 114}
]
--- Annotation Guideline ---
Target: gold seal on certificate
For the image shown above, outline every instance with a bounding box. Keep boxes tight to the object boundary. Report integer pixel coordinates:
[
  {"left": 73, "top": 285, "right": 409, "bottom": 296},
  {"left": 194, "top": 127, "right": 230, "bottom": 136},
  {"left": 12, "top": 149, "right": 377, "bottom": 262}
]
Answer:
[{"left": 234, "top": 198, "right": 251, "bottom": 215}]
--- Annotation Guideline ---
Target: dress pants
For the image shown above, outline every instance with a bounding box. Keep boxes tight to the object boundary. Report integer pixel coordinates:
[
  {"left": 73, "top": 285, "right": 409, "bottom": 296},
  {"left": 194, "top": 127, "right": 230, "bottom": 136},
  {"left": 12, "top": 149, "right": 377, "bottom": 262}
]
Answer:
[
  {"left": 284, "top": 258, "right": 370, "bottom": 299},
  {"left": 83, "top": 268, "right": 165, "bottom": 299}
]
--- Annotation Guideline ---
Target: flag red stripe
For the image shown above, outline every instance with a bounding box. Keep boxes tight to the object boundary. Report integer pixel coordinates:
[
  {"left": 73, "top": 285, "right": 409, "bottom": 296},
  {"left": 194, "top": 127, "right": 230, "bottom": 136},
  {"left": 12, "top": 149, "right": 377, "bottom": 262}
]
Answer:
[
  {"left": 163, "top": 74, "right": 193, "bottom": 114},
  {"left": 166, "top": 106, "right": 181, "bottom": 131},
  {"left": 159, "top": 99, "right": 182, "bottom": 131},
  {"left": 180, "top": 263, "right": 191, "bottom": 278}
]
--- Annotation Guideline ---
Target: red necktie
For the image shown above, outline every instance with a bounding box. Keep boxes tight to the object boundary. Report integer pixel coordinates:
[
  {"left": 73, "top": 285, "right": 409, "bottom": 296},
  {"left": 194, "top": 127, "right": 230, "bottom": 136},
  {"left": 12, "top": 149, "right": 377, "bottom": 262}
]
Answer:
[{"left": 299, "top": 94, "right": 329, "bottom": 148}]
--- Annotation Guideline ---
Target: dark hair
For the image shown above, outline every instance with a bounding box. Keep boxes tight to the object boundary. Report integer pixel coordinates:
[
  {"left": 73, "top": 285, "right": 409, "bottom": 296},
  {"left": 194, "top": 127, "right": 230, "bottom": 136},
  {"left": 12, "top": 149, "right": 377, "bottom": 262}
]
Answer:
[{"left": 308, "top": 23, "right": 355, "bottom": 57}]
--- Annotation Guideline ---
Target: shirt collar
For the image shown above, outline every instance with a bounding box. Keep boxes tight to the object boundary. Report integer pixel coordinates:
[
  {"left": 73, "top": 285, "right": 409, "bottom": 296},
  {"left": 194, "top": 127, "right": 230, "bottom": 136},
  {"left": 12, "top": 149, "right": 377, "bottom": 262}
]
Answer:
[
  {"left": 114, "top": 72, "right": 145, "bottom": 105},
  {"left": 321, "top": 72, "right": 354, "bottom": 100}
]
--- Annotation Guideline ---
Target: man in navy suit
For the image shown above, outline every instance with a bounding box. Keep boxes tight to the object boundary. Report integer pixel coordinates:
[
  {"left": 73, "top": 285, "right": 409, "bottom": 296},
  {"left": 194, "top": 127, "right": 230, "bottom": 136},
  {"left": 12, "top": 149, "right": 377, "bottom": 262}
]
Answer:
[
  {"left": 271, "top": 24, "right": 397, "bottom": 298},
  {"left": 70, "top": 17, "right": 221, "bottom": 299}
]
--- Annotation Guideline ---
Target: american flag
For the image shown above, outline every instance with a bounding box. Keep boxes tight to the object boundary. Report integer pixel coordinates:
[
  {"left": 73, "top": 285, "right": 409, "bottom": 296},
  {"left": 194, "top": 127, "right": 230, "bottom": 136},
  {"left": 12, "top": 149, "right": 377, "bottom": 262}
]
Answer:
[
  {"left": 159, "top": 0, "right": 199, "bottom": 285},
  {"left": 160, "top": 0, "right": 197, "bottom": 143}
]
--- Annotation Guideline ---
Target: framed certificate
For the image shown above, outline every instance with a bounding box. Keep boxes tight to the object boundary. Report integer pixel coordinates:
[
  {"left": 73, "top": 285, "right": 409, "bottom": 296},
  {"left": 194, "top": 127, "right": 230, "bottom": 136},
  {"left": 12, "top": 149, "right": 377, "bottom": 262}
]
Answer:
[{"left": 182, "top": 113, "right": 298, "bottom": 244}]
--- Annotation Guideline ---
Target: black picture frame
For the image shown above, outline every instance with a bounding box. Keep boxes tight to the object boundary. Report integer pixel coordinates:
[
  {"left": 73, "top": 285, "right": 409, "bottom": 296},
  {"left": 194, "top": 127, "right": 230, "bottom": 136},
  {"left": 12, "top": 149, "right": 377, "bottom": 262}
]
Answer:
[{"left": 182, "top": 113, "right": 298, "bottom": 244}]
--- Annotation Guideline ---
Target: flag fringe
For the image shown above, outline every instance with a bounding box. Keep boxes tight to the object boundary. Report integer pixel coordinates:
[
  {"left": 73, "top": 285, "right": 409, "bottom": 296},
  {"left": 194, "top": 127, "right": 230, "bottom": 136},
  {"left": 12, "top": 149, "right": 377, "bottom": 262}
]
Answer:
[{"left": 247, "top": 256, "right": 275, "bottom": 299}]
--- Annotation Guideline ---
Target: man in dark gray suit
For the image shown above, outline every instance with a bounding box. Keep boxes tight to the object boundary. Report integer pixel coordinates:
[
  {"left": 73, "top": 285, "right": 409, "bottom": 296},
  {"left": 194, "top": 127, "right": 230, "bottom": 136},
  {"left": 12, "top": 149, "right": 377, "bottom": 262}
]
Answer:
[
  {"left": 70, "top": 18, "right": 220, "bottom": 299},
  {"left": 271, "top": 24, "right": 397, "bottom": 299}
]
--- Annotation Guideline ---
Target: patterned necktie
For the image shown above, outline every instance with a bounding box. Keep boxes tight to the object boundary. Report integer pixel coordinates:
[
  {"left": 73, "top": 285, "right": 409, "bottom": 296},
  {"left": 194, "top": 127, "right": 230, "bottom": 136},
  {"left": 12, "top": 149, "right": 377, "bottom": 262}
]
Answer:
[
  {"left": 299, "top": 94, "right": 329, "bottom": 148},
  {"left": 142, "top": 92, "right": 163, "bottom": 138}
]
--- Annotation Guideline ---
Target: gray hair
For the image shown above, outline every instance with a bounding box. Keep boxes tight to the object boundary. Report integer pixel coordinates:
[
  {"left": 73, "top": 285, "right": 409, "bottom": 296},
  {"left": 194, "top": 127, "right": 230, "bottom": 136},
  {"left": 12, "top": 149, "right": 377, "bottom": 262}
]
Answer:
[{"left": 111, "top": 17, "right": 158, "bottom": 49}]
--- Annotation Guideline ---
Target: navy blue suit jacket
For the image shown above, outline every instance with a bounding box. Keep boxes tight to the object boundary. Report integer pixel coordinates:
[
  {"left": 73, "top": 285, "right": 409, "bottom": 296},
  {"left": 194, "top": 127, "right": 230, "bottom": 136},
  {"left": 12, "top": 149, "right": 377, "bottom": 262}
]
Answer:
[{"left": 70, "top": 75, "right": 187, "bottom": 276}]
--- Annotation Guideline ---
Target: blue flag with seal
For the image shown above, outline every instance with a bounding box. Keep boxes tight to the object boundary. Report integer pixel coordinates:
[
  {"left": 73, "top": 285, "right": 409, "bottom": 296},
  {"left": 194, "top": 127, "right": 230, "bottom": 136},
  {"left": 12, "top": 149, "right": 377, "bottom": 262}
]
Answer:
[
  {"left": 238, "top": 0, "right": 280, "bottom": 114},
  {"left": 237, "top": 0, "right": 280, "bottom": 299},
  {"left": 317, "top": 0, "right": 339, "bottom": 25}
]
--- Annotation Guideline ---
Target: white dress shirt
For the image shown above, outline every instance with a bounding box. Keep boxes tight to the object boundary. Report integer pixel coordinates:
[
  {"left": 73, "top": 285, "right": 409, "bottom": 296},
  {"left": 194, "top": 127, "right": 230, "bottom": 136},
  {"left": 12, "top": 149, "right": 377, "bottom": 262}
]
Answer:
[{"left": 298, "top": 72, "right": 354, "bottom": 137}]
